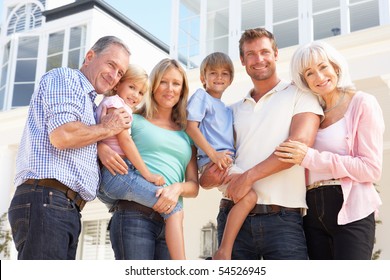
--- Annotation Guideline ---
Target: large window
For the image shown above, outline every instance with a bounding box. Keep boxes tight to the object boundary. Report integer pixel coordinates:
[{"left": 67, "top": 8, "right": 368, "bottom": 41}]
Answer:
[
  {"left": 178, "top": 1, "right": 201, "bottom": 68},
  {"left": 176, "top": 0, "right": 383, "bottom": 68},
  {"left": 241, "top": 0, "right": 266, "bottom": 30},
  {"left": 68, "top": 26, "right": 87, "bottom": 69},
  {"left": 0, "top": 25, "right": 86, "bottom": 111},
  {"left": 349, "top": 0, "right": 379, "bottom": 32},
  {"left": 47, "top": 26, "right": 86, "bottom": 72},
  {"left": 12, "top": 36, "right": 39, "bottom": 108},
  {"left": 47, "top": 31, "right": 65, "bottom": 71},
  {"left": 7, "top": 0, "right": 46, "bottom": 35},
  {"left": 313, "top": 0, "right": 341, "bottom": 40},
  {"left": 272, "top": 0, "right": 299, "bottom": 48},
  {"left": 205, "top": 0, "right": 229, "bottom": 55},
  {"left": 0, "top": 43, "right": 10, "bottom": 110}
]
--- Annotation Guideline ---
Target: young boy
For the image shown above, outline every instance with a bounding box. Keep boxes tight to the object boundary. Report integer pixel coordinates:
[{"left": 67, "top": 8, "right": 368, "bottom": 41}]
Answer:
[{"left": 186, "top": 52, "right": 257, "bottom": 260}]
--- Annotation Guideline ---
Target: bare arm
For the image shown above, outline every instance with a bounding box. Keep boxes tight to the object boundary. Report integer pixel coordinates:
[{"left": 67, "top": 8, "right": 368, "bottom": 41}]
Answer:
[
  {"left": 186, "top": 121, "right": 232, "bottom": 170},
  {"left": 50, "top": 108, "right": 131, "bottom": 150},
  {"left": 226, "top": 112, "right": 320, "bottom": 203}
]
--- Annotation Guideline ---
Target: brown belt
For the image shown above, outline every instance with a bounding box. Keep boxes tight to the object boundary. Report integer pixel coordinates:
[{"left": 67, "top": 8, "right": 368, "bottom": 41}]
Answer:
[
  {"left": 110, "top": 200, "right": 164, "bottom": 223},
  {"left": 220, "top": 199, "right": 301, "bottom": 215},
  {"left": 24, "top": 179, "right": 86, "bottom": 211}
]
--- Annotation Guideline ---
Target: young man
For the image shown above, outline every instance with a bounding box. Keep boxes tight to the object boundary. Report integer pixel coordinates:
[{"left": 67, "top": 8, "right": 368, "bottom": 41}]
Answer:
[
  {"left": 201, "top": 28, "right": 323, "bottom": 259},
  {"left": 8, "top": 36, "right": 131, "bottom": 260}
]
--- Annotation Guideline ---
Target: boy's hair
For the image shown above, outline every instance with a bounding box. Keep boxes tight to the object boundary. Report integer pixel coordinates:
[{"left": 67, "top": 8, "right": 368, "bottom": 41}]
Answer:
[
  {"left": 200, "top": 52, "right": 234, "bottom": 89},
  {"left": 239, "top": 28, "right": 277, "bottom": 58},
  {"left": 106, "top": 64, "right": 149, "bottom": 97},
  {"left": 136, "top": 58, "right": 189, "bottom": 130}
]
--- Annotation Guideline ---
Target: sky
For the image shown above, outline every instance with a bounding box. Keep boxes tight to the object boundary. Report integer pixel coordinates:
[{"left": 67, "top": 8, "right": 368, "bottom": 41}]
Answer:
[
  {"left": 104, "top": 0, "right": 172, "bottom": 44},
  {"left": 0, "top": 0, "right": 172, "bottom": 44}
]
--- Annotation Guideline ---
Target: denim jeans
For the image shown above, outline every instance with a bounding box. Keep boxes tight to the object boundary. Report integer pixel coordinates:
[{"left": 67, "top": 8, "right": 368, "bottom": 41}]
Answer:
[
  {"left": 8, "top": 182, "right": 81, "bottom": 259},
  {"left": 304, "top": 185, "right": 375, "bottom": 259},
  {"left": 217, "top": 200, "right": 308, "bottom": 260},
  {"left": 109, "top": 209, "right": 170, "bottom": 260},
  {"left": 98, "top": 159, "right": 182, "bottom": 219}
]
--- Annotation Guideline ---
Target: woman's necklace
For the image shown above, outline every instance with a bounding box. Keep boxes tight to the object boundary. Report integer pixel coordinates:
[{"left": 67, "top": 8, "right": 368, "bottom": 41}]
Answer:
[{"left": 324, "top": 90, "right": 346, "bottom": 113}]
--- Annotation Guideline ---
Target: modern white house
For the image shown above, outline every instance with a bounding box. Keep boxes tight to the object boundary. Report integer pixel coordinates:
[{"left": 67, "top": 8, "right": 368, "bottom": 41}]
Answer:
[{"left": 0, "top": 0, "right": 389, "bottom": 260}]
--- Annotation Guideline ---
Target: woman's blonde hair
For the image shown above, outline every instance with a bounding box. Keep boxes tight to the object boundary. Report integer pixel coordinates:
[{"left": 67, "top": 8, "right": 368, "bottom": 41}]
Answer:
[
  {"left": 107, "top": 64, "right": 149, "bottom": 101},
  {"left": 135, "top": 58, "right": 189, "bottom": 129},
  {"left": 290, "top": 41, "right": 355, "bottom": 93}
]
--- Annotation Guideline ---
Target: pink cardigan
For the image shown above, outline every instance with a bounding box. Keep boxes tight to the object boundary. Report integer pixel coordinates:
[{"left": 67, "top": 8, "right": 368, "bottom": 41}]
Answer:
[{"left": 301, "top": 91, "right": 384, "bottom": 225}]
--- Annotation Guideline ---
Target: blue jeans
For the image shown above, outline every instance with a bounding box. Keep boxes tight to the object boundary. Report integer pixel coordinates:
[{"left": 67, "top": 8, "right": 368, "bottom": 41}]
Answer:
[
  {"left": 109, "top": 209, "right": 170, "bottom": 260},
  {"left": 8, "top": 182, "right": 81, "bottom": 259},
  {"left": 98, "top": 159, "right": 182, "bottom": 219},
  {"left": 304, "top": 185, "right": 375, "bottom": 259},
  {"left": 217, "top": 200, "right": 308, "bottom": 260}
]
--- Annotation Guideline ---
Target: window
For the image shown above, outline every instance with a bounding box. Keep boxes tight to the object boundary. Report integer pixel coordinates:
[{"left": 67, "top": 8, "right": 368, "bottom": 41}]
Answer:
[
  {"left": 313, "top": 0, "right": 380, "bottom": 40},
  {"left": 313, "top": 0, "right": 341, "bottom": 40},
  {"left": 7, "top": 0, "right": 46, "bottom": 35},
  {"left": 12, "top": 36, "right": 39, "bottom": 108},
  {"left": 205, "top": 0, "right": 229, "bottom": 55},
  {"left": 46, "top": 26, "right": 86, "bottom": 72},
  {"left": 175, "top": 0, "right": 384, "bottom": 69},
  {"left": 349, "top": 0, "right": 379, "bottom": 32},
  {"left": 46, "top": 31, "right": 65, "bottom": 71},
  {"left": 272, "top": 0, "right": 299, "bottom": 48},
  {"left": 79, "top": 219, "right": 114, "bottom": 260},
  {"left": 241, "top": 0, "right": 266, "bottom": 30},
  {"left": 178, "top": 1, "right": 201, "bottom": 68},
  {"left": 68, "top": 26, "right": 87, "bottom": 69},
  {"left": 0, "top": 42, "right": 10, "bottom": 110},
  {"left": 0, "top": 24, "right": 86, "bottom": 111}
]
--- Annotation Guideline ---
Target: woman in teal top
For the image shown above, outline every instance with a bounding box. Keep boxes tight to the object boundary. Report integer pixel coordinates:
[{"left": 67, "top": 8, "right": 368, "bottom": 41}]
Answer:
[{"left": 98, "top": 59, "right": 199, "bottom": 260}]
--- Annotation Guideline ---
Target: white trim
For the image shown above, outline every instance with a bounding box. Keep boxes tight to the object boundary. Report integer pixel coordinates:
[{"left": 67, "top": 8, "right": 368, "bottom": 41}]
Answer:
[
  {"left": 379, "top": 0, "right": 390, "bottom": 24},
  {"left": 265, "top": 0, "right": 273, "bottom": 31},
  {"left": 340, "top": 0, "right": 350, "bottom": 34},
  {"left": 228, "top": 0, "right": 241, "bottom": 61},
  {"left": 169, "top": 0, "right": 180, "bottom": 60}
]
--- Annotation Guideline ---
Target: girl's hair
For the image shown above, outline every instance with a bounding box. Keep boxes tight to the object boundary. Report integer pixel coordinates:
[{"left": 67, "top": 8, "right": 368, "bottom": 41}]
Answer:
[
  {"left": 200, "top": 52, "right": 234, "bottom": 88},
  {"left": 106, "top": 64, "right": 149, "bottom": 99},
  {"left": 135, "top": 58, "right": 189, "bottom": 129},
  {"left": 290, "top": 40, "right": 355, "bottom": 94}
]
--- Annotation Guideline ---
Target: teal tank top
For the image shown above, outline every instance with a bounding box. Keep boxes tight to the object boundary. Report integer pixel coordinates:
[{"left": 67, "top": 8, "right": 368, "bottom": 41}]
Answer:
[{"left": 131, "top": 114, "right": 193, "bottom": 186}]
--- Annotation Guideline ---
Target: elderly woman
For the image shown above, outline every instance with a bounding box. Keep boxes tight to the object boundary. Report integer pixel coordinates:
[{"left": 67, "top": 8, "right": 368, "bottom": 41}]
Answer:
[{"left": 275, "top": 41, "right": 384, "bottom": 260}]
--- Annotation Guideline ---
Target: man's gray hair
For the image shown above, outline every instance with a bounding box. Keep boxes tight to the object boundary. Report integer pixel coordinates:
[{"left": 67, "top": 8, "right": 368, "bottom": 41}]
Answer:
[{"left": 90, "top": 36, "right": 131, "bottom": 56}]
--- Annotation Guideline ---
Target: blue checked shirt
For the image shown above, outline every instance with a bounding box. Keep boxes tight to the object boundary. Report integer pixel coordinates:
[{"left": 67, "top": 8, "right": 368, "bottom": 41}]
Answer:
[{"left": 14, "top": 68, "right": 100, "bottom": 201}]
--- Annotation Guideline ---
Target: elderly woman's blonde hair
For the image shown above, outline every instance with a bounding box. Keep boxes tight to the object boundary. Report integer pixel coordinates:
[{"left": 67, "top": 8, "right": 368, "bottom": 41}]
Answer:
[{"left": 290, "top": 41, "right": 355, "bottom": 95}]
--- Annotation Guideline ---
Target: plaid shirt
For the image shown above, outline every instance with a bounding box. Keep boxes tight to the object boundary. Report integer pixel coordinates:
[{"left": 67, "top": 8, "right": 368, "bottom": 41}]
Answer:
[{"left": 14, "top": 68, "right": 99, "bottom": 201}]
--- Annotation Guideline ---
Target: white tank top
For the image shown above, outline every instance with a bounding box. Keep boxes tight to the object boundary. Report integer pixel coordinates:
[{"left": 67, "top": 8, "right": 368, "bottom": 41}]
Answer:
[{"left": 308, "top": 117, "right": 348, "bottom": 184}]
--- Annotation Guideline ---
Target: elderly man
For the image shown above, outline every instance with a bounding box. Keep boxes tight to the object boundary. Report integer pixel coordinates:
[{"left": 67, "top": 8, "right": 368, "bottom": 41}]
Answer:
[{"left": 8, "top": 36, "right": 131, "bottom": 260}]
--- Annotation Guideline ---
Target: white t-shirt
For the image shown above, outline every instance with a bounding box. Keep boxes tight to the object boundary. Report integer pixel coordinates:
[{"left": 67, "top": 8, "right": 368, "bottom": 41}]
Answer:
[{"left": 230, "top": 81, "right": 323, "bottom": 208}]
